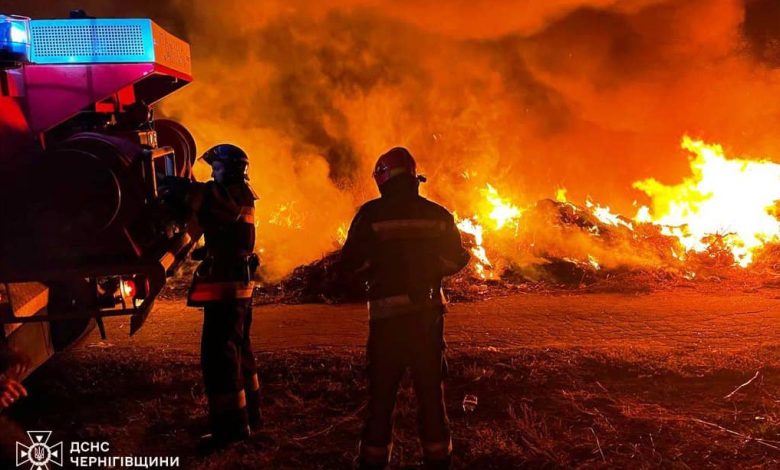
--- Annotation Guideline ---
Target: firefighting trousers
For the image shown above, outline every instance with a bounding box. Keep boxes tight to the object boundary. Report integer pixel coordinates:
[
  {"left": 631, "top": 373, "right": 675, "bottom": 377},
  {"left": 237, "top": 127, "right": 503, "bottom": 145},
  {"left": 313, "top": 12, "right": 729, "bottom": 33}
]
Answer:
[
  {"left": 201, "top": 298, "right": 260, "bottom": 437},
  {"left": 361, "top": 308, "right": 451, "bottom": 464}
]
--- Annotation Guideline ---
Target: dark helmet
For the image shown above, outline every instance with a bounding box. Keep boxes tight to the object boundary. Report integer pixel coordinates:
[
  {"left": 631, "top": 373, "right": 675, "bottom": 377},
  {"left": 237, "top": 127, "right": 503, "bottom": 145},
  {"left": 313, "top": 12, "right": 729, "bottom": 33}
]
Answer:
[
  {"left": 372, "top": 147, "right": 426, "bottom": 188},
  {"left": 200, "top": 144, "right": 249, "bottom": 166}
]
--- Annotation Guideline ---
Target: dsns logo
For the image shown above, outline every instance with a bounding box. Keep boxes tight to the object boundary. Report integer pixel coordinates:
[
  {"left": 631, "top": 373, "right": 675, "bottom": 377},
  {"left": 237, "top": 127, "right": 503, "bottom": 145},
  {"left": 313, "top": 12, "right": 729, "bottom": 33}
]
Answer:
[{"left": 16, "top": 431, "right": 63, "bottom": 469}]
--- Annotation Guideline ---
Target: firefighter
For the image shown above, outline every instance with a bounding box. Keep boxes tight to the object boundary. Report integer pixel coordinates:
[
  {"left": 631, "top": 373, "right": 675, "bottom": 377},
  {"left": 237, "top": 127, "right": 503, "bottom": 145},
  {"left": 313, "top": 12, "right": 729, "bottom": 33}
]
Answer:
[
  {"left": 160, "top": 144, "right": 261, "bottom": 447},
  {"left": 341, "top": 147, "right": 470, "bottom": 470}
]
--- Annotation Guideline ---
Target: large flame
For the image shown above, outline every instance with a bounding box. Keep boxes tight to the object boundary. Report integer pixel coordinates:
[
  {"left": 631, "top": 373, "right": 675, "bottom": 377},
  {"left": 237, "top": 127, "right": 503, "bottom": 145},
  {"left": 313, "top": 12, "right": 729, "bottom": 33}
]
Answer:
[
  {"left": 634, "top": 136, "right": 780, "bottom": 267},
  {"left": 447, "top": 135, "right": 780, "bottom": 279}
]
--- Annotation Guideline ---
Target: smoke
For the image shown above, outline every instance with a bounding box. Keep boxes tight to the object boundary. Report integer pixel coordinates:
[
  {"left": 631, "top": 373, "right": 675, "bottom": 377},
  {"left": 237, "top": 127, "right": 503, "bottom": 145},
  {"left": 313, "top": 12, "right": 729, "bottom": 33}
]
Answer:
[{"left": 8, "top": 0, "right": 780, "bottom": 278}]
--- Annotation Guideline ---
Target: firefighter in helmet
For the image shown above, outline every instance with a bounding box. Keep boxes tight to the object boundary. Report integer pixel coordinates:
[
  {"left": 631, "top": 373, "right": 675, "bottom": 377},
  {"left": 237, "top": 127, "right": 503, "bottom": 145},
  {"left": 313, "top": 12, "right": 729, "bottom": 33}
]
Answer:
[
  {"left": 160, "top": 143, "right": 261, "bottom": 447},
  {"left": 341, "top": 147, "right": 470, "bottom": 469}
]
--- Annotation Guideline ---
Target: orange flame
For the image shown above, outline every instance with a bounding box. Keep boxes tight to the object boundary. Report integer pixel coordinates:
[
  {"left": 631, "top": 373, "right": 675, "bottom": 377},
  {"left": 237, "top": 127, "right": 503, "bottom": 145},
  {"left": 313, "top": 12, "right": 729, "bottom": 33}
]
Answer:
[
  {"left": 455, "top": 217, "right": 493, "bottom": 279},
  {"left": 634, "top": 136, "right": 780, "bottom": 267},
  {"left": 454, "top": 184, "right": 522, "bottom": 279},
  {"left": 482, "top": 184, "right": 522, "bottom": 231}
]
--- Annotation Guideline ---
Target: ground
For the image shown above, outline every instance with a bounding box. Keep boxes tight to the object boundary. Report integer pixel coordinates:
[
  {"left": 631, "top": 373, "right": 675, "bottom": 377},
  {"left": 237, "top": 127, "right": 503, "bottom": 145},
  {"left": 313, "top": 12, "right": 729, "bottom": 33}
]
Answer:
[{"left": 8, "top": 287, "right": 780, "bottom": 468}]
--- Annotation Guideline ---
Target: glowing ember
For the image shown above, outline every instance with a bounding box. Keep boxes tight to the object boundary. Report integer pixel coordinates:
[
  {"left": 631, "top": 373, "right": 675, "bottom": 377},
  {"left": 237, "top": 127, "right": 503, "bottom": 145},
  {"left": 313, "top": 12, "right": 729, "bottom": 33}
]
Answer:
[
  {"left": 633, "top": 136, "right": 780, "bottom": 267},
  {"left": 555, "top": 188, "right": 568, "bottom": 203}
]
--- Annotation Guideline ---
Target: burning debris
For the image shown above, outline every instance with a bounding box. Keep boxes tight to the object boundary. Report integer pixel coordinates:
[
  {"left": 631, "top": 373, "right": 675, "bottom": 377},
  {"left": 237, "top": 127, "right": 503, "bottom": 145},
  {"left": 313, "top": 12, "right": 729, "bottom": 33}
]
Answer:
[
  {"left": 255, "top": 251, "right": 365, "bottom": 304},
  {"left": 448, "top": 136, "right": 780, "bottom": 285},
  {"left": 259, "top": 136, "right": 780, "bottom": 303}
]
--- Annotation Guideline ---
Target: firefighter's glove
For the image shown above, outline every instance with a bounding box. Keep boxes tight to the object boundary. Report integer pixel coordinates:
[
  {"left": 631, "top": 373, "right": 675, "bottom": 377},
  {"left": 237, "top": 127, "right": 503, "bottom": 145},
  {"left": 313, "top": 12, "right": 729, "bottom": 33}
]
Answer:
[
  {"left": 0, "top": 378, "right": 26, "bottom": 409},
  {"left": 249, "top": 253, "right": 260, "bottom": 275},
  {"left": 158, "top": 175, "right": 191, "bottom": 200}
]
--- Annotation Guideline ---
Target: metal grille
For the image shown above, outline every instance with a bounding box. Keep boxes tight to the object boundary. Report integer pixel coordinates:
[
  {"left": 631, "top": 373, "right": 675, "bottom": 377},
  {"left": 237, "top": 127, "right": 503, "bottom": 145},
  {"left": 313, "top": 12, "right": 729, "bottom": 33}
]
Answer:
[{"left": 31, "top": 24, "right": 145, "bottom": 58}]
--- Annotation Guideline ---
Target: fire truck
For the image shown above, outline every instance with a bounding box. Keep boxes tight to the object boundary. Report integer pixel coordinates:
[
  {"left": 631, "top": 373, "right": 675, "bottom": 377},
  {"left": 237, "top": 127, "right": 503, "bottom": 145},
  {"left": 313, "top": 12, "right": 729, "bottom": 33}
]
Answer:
[{"left": 0, "top": 13, "right": 197, "bottom": 378}]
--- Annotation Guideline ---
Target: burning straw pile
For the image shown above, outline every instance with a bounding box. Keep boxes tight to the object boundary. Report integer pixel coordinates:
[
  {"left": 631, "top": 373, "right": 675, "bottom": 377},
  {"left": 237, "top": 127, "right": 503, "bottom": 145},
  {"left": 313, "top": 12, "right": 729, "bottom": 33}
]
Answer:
[
  {"left": 253, "top": 136, "right": 780, "bottom": 304},
  {"left": 257, "top": 195, "right": 780, "bottom": 305}
]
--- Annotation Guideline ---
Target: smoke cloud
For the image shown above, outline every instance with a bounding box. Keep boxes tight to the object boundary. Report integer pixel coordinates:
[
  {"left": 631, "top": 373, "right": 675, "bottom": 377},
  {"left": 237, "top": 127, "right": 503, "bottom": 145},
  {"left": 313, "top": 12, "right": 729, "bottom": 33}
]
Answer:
[{"left": 7, "top": 0, "right": 780, "bottom": 278}]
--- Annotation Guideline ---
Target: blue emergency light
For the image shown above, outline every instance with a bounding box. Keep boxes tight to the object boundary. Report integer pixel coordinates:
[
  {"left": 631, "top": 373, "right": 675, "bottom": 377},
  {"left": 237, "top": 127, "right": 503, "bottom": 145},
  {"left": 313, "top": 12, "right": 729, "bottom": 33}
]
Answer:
[{"left": 0, "top": 15, "right": 31, "bottom": 63}]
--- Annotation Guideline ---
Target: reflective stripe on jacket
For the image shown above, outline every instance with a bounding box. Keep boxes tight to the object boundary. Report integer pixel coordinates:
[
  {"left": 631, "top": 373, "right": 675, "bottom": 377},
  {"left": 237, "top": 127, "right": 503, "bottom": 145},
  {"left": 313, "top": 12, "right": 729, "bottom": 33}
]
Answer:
[{"left": 188, "top": 280, "right": 255, "bottom": 306}]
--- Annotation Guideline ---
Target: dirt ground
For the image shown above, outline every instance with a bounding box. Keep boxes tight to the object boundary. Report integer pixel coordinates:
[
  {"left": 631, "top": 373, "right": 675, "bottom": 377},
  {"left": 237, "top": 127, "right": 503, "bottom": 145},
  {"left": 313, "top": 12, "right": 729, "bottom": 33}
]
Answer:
[{"left": 8, "top": 287, "right": 780, "bottom": 468}]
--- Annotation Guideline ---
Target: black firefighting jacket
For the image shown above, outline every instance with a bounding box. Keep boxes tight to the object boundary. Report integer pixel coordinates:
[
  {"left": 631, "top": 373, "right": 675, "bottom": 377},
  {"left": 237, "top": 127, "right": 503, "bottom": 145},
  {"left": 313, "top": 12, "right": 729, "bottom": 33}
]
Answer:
[
  {"left": 181, "top": 180, "right": 258, "bottom": 306},
  {"left": 341, "top": 178, "right": 470, "bottom": 319}
]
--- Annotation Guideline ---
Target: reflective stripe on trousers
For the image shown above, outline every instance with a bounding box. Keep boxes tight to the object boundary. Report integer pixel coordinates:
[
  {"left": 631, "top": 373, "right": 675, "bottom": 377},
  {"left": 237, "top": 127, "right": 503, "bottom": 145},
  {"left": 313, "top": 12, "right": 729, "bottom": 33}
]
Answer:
[
  {"left": 422, "top": 438, "right": 453, "bottom": 460},
  {"left": 359, "top": 441, "right": 393, "bottom": 465},
  {"left": 247, "top": 372, "right": 260, "bottom": 392},
  {"left": 208, "top": 389, "right": 247, "bottom": 413}
]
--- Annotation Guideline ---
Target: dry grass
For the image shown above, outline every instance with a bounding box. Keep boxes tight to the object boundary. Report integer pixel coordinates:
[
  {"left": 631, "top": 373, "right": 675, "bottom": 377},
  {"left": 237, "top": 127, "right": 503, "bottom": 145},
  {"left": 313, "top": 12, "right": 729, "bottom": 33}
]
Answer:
[{"left": 8, "top": 344, "right": 780, "bottom": 468}]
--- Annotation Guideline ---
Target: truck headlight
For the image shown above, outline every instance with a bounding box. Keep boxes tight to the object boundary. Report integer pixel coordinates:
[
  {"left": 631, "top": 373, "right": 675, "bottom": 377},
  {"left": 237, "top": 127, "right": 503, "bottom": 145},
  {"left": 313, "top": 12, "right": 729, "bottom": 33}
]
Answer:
[{"left": 0, "top": 15, "right": 31, "bottom": 65}]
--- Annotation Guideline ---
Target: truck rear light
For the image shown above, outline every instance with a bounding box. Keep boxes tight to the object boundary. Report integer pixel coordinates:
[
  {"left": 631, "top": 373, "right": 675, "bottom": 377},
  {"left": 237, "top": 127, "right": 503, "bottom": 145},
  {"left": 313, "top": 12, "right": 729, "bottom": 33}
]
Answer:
[
  {"left": 97, "top": 275, "right": 146, "bottom": 306},
  {"left": 120, "top": 279, "right": 136, "bottom": 299},
  {"left": 119, "top": 276, "right": 148, "bottom": 300}
]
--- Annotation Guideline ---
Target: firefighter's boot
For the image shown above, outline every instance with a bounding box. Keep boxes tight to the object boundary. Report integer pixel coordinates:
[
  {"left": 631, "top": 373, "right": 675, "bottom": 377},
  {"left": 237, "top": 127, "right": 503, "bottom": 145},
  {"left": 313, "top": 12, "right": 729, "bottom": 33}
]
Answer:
[
  {"left": 201, "top": 389, "right": 251, "bottom": 452},
  {"left": 245, "top": 372, "right": 262, "bottom": 428}
]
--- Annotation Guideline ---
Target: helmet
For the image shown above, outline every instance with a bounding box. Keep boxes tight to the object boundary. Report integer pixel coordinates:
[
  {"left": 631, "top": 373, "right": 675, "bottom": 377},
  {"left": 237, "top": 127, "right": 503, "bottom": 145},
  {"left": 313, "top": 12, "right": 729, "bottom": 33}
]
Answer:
[
  {"left": 373, "top": 147, "right": 424, "bottom": 188},
  {"left": 200, "top": 144, "right": 249, "bottom": 166}
]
